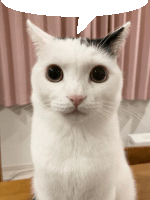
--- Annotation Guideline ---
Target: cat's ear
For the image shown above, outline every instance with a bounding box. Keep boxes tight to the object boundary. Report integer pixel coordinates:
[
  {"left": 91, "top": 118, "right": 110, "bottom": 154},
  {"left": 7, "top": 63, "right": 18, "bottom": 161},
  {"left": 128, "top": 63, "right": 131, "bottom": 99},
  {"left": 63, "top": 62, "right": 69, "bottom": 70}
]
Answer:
[
  {"left": 26, "top": 19, "right": 53, "bottom": 55},
  {"left": 99, "top": 22, "right": 131, "bottom": 57}
]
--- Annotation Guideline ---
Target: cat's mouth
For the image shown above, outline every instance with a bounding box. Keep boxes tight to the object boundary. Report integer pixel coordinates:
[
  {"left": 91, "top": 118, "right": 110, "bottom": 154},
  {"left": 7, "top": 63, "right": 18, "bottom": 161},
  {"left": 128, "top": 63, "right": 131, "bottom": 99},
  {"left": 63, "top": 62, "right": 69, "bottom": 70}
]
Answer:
[{"left": 67, "top": 107, "right": 87, "bottom": 115}]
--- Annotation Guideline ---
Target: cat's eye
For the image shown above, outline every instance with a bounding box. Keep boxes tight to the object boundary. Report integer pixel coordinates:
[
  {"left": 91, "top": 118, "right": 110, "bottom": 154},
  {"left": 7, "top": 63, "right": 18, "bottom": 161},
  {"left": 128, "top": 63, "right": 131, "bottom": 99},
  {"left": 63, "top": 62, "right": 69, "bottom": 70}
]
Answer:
[
  {"left": 90, "top": 66, "right": 108, "bottom": 83},
  {"left": 46, "top": 64, "right": 63, "bottom": 82}
]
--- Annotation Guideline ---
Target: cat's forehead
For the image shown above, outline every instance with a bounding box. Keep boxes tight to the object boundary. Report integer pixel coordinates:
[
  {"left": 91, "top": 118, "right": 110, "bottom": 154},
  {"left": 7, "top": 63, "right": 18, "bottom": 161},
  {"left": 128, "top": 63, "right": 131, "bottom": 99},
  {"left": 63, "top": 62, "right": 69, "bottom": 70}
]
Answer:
[{"left": 40, "top": 37, "right": 112, "bottom": 68}]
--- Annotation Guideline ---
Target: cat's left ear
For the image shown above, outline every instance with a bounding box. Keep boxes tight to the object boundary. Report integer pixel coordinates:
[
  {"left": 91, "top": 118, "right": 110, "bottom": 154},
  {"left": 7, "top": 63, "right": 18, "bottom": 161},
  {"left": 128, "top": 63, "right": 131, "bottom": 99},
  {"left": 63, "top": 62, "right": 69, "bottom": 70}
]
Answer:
[
  {"left": 26, "top": 19, "right": 53, "bottom": 55},
  {"left": 99, "top": 22, "right": 131, "bottom": 57}
]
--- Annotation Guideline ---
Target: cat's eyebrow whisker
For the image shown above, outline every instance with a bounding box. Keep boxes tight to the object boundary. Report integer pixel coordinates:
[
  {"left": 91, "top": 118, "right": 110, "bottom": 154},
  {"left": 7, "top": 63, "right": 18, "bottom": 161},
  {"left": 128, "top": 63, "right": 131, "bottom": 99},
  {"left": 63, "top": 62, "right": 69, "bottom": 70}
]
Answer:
[
  {"left": 98, "top": 27, "right": 122, "bottom": 55},
  {"left": 98, "top": 32, "right": 114, "bottom": 49}
]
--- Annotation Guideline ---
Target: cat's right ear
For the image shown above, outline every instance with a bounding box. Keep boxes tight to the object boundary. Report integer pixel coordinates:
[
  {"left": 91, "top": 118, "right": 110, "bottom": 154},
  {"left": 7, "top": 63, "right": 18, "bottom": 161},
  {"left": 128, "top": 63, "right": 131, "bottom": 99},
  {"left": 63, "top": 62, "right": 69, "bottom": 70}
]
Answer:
[{"left": 26, "top": 20, "right": 53, "bottom": 55}]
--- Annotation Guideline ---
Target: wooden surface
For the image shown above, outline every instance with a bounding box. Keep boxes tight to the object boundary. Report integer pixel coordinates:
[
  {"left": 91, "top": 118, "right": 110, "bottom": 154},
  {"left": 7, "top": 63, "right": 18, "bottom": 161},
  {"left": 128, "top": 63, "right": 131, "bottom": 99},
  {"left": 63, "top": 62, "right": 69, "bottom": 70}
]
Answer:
[
  {"left": 0, "top": 178, "right": 33, "bottom": 200},
  {"left": 0, "top": 146, "right": 150, "bottom": 199},
  {"left": 0, "top": 163, "right": 149, "bottom": 200},
  {"left": 0, "top": 134, "right": 3, "bottom": 182},
  {"left": 131, "top": 163, "right": 150, "bottom": 200},
  {"left": 125, "top": 146, "right": 150, "bottom": 165},
  {"left": 0, "top": 150, "right": 2, "bottom": 182}
]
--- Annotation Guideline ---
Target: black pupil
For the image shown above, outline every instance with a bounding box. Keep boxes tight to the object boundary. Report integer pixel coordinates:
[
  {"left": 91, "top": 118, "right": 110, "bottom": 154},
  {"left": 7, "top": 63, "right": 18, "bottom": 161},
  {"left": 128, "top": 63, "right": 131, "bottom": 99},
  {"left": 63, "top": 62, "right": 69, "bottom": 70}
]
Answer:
[
  {"left": 48, "top": 66, "right": 62, "bottom": 81},
  {"left": 92, "top": 66, "right": 106, "bottom": 81}
]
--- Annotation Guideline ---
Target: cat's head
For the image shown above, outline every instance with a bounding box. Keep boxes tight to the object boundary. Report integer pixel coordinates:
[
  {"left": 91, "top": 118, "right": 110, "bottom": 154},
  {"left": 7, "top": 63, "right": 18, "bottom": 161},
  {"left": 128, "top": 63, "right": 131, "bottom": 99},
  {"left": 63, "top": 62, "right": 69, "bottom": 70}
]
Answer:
[{"left": 27, "top": 20, "right": 130, "bottom": 121}]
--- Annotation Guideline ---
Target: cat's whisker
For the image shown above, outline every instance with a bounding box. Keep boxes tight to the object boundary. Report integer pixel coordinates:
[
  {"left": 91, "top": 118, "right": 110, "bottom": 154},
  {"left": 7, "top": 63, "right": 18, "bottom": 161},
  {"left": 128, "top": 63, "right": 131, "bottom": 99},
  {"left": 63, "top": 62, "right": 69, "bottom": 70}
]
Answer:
[
  {"left": 96, "top": 100, "right": 143, "bottom": 118},
  {"left": 101, "top": 105, "right": 128, "bottom": 125},
  {"left": 119, "top": 107, "right": 150, "bottom": 131},
  {"left": 17, "top": 99, "right": 150, "bottom": 133},
  {"left": 95, "top": 111, "right": 111, "bottom": 125},
  {"left": 89, "top": 100, "right": 148, "bottom": 131},
  {"left": 102, "top": 101, "right": 145, "bottom": 123},
  {"left": 3, "top": 103, "right": 56, "bottom": 137},
  {"left": 101, "top": 103, "right": 150, "bottom": 131}
]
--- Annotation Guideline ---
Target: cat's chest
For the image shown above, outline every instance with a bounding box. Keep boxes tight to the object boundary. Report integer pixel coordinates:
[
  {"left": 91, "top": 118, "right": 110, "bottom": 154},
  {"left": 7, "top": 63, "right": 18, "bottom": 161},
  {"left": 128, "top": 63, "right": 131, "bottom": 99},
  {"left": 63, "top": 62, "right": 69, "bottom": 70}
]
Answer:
[
  {"left": 32, "top": 121, "right": 117, "bottom": 199},
  {"left": 31, "top": 116, "right": 118, "bottom": 174},
  {"left": 34, "top": 140, "right": 116, "bottom": 200},
  {"left": 32, "top": 128, "right": 116, "bottom": 173}
]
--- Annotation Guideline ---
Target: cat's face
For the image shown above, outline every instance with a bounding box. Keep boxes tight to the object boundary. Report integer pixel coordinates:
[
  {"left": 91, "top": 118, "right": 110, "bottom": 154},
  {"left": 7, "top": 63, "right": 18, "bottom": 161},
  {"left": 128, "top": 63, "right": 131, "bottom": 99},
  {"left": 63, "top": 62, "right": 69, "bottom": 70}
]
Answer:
[{"left": 27, "top": 20, "right": 130, "bottom": 120}]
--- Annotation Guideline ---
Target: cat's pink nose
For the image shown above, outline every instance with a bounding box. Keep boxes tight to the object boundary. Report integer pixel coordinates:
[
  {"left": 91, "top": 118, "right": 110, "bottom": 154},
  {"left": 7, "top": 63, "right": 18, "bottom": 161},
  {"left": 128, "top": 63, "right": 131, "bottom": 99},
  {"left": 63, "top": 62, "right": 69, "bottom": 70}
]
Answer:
[{"left": 68, "top": 95, "right": 85, "bottom": 107}]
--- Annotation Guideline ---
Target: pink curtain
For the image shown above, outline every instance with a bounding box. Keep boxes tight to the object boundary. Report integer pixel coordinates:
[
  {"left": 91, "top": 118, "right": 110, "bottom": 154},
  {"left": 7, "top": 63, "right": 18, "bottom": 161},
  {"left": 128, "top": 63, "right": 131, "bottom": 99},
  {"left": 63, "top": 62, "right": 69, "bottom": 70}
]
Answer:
[{"left": 0, "top": 2, "right": 150, "bottom": 107}]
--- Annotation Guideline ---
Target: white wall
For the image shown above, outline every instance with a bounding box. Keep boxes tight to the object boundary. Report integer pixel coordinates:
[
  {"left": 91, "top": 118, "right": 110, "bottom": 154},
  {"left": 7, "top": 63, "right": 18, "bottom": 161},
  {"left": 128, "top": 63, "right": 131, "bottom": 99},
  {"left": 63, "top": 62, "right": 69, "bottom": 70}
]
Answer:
[
  {"left": 0, "top": 100, "right": 150, "bottom": 180},
  {"left": 0, "top": 104, "right": 33, "bottom": 180},
  {"left": 118, "top": 100, "right": 150, "bottom": 146}
]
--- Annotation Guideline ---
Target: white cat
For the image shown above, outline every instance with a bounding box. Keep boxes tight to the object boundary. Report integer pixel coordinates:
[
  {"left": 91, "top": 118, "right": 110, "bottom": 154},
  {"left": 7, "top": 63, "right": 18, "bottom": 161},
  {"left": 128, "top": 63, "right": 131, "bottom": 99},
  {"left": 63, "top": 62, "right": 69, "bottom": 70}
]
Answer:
[{"left": 27, "top": 20, "right": 137, "bottom": 200}]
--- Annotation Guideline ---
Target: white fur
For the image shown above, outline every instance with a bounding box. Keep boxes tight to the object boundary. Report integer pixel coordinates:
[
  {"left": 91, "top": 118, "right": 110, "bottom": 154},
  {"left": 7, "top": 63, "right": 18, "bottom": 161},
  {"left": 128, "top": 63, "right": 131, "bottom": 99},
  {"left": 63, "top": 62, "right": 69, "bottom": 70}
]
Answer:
[{"left": 27, "top": 20, "right": 137, "bottom": 200}]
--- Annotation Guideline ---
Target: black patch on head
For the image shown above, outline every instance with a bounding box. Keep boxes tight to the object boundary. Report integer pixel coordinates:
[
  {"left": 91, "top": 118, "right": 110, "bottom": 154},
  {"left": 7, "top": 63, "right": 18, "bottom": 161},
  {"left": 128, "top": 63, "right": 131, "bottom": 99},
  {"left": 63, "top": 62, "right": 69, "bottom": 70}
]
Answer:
[
  {"left": 80, "top": 38, "right": 90, "bottom": 46},
  {"left": 81, "top": 27, "right": 125, "bottom": 56},
  {"left": 57, "top": 27, "right": 125, "bottom": 56}
]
